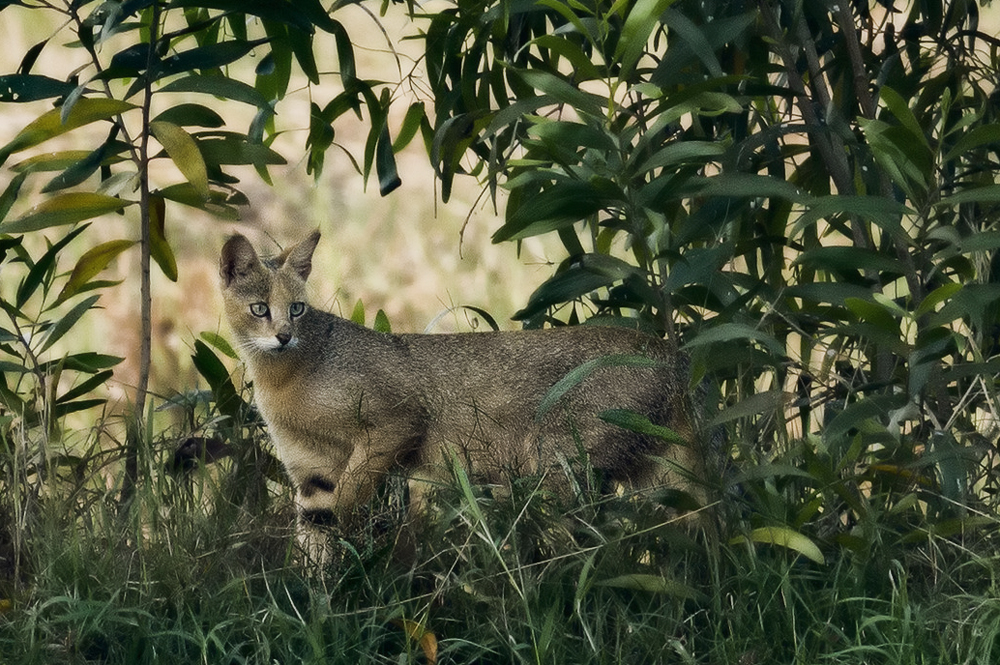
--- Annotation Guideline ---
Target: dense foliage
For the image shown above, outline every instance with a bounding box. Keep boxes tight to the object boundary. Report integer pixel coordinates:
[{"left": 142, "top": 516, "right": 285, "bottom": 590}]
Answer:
[{"left": 0, "top": 0, "right": 999, "bottom": 662}]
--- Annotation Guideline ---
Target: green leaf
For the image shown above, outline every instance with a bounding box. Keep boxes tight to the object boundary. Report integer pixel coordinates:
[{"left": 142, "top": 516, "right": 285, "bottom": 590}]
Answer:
[
  {"left": 0, "top": 97, "right": 136, "bottom": 166},
  {"left": 156, "top": 184, "right": 243, "bottom": 219},
  {"left": 616, "top": 0, "right": 677, "bottom": 77},
  {"left": 844, "top": 296, "right": 900, "bottom": 334},
  {"left": 375, "top": 120, "right": 401, "bottom": 196},
  {"left": 58, "top": 239, "right": 135, "bottom": 302},
  {"left": 373, "top": 309, "right": 392, "bottom": 333},
  {"left": 196, "top": 134, "right": 286, "bottom": 167},
  {"left": 39, "top": 294, "right": 100, "bottom": 354},
  {"left": 392, "top": 102, "right": 426, "bottom": 153},
  {"left": 915, "top": 283, "right": 962, "bottom": 318},
  {"left": 513, "top": 255, "right": 640, "bottom": 320},
  {"left": 56, "top": 369, "right": 114, "bottom": 404},
  {"left": 350, "top": 299, "right": 365, "bottom": 326},
  {"left": 682, "top": 323, "right": 786, "bottom": 358},
  {"left": 794, "top": 246, "right": 907, "bottom": 278},
  {"left": 158, "top": 39, "right": 268, "bottom": 78},
  {"left": 792, "top": 195, "right": 911, "bottom": 238},
  {"left": 515, "top": 69, "right": 605, "bottom": 118},
  {"left": 159, "top": 75, "right": 274, "bottom": 113},
  {"left": 148, "top": 195, "right": 177, "bottom": 282},
  {"left": 151, "top": 120, "right": 209, "bottom": 199},
  {"left": 199, "top": 331, "right": 238, "bottom": 360},
  {"left": 152, "top": 103, "right": 225, "bottom": 128},
  {"left": 495, "top": 179, "right": 611, "bottom": 243},
  {"left": 707, "top": 390, "right": 792, "bottom": 428},
  {"left": 943, "top": 123, "right": 1000, "bottom": 161},
  {"left": 1, "top": 193, "right": 132, "bottom": 233},
  {"left": 879, "top": 86, "right": 929, "bottom": 151},
  {"left": 41, "top": 145, "right": 120, "bottom": 193},
  {"left": 191, "top": 339, "right": 244, "bottom": 422},
  {"left": 730, "top": 526, "right": 825, "bottom": 565},
  {"left": 17, "top": 226, "right": 87, "bottom": 309},
  {"left": 596, "top": 574, "right": 706, "bottom": 601},
  {"left": 537, "top": 354, "right": 663, "bottom": 420},
  {"left": 0, "top": 172, "right": 26, "bottom": 223},
  {"left": 598, "top": 409, "right": 686, "bottom": 444},
  {"left": 0, "top": 74, "right": 75, "bottom": 102}
]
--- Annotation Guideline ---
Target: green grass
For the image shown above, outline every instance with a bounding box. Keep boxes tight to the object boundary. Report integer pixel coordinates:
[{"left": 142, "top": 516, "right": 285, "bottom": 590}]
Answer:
[{"left": 2, "top": 412, "right": 998, "bottom": 665}]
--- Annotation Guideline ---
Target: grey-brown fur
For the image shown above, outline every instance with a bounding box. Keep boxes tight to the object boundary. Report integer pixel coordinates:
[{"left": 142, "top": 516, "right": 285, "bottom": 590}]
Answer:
[{"left": 220, "top": 231, "right": 707, "bottom": 563}]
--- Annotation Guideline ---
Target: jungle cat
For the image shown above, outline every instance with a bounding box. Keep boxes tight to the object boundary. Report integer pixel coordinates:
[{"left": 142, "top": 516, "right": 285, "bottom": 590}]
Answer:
[{"left": 220, "top": 231, "right": 707, "bottom": 563}]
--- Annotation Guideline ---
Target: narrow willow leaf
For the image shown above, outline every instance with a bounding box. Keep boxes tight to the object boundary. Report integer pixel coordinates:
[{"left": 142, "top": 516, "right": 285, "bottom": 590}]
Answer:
[
  {"left": 375, "top": 121, "right": 401, "bottom": 196},
  {"left": 515, "top": 69, "right": 605, "bottom": 117},
  {"left": 730, "top": 526, "right": 825, "bottom": 565},
  {"left": 0, "top": 172, "right": 26, "bottom": 223},
  {"left": 596, "top": 574, "right": 707, "bottom": 600},
  {"left": 617, "top": 0, "right": 677, "bottom": 77},
  {"left": 12, "top": 150, "right": 92, "bottom": 174},
  {"left": 0, "top": 98, "right": 135, "bottom": 166},
  {"left": 159, "top": 75, "right": 273, "bottom": 113},
  {"left": 18, "top": 226, "right": 86, "bottom": 309},
  {"left": 150, "top": 120, "right": 209, "bottom": 199},
  {"left": 152, "top": 103, "right": 225, "bottom": 128},
  {"left": 58, "top": 239, "right": 135, "bottom": 302},
  {"left": 0, "top": 74, "right": 75, "bottom": 102},
  {"left": 844, "top": 297, "right": 900, "bottom": 334},
  {"left": 56, "top": 369, "right": 114, "bottom": 404},
  {"left": 191, "top": 339, "right": 244, "bottom": 421},
  {"left": 681, "top": 323, "right": 786, "bottom": 358},
  {"left": 915, "top": 283, "right": 962, "bottom": 318},
  {"left": 879, "top": 86, "right": 929, "bottom": 151},
  {"left": 158, "top": 39, "right": 268, "bottom": 78},
  {"left": 599, "top": 409, "right": 686, "bottom": 444},
  {"left": 149, "top": 195, "right": 177, "bottom": 282},
  {"left": 1, "top": 193, "right": 131, "bottom": 233},
  {"left": 537, "top": 354, "right": 662, "bottom": 420},
  {"left": 707, "top": 390, "right": 793, "bottom": 428},
  {"left": 39, "top": 294, "right": 100, "bottom": 354},
  {"left": 156, "top": 184, "right": 242, "bottom": 219},
  {"left": 943, "top": 123, "right": 1000, "bottom": 161},
  {"left": 199, "top": 331, "right": 238, "bottom": 360},
  {"left": 392, "top": 102, "right": 426, "bottom": 153}
]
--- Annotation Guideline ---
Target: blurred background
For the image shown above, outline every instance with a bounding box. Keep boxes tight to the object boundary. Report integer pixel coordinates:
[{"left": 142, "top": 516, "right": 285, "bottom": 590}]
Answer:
[{"left": 0, "top": 4, "right": 566, "bottom": 403}]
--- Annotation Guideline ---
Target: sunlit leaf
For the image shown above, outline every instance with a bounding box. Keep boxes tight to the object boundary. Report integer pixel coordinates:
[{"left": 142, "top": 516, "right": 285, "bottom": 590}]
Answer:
[
  {"left": 199, "top": 331, "right": 238, "bottom": 359},
  {"left": 730, "top": 527, "right": 825, "bottom": 565},
  {"left": 58, "top": 239, "right": 135, "bottom": 302},
  {"left": 0, "top": 97, "right": 136, "bottom": 165},
  {"left": 151, "top": 120, "right": 209, "bottom": 199},
  {"left": 616, "top": 0, "right": 678, "bottom": 77},
  {"left": 1, "top": 193, "right": 132, "bottom": 233}
]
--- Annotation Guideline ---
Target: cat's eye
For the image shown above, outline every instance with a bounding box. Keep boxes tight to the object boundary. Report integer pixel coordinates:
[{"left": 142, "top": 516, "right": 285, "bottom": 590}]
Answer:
[
  {"left": 249, "top": 302, "right": 270, "bottom": 318},
  {"left": 289, "top": 302, "right": 306, "bottom": 318}
]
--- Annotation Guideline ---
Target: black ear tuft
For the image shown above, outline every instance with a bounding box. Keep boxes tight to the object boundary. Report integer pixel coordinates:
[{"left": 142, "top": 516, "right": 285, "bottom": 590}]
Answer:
[{"left": 220, "top": 234, "right": 260, "bottom": 287}]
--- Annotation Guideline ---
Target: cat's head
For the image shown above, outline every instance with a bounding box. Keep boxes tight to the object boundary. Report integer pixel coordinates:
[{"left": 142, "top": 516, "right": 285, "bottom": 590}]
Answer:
[{"left": 219, "top": 231, "right": 320, "bottom": 356}]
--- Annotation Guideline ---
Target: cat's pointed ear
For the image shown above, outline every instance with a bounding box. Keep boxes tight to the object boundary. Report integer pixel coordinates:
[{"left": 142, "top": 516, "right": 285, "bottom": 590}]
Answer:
[
  {"left": 220, "top": 234, "right": 260, "bottom": 287},
  {"left": 280, "top": 230, "right": 320, "bottom": 281}
]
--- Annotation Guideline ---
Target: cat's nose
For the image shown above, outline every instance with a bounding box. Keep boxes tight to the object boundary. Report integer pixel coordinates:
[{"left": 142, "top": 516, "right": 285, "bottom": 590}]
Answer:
[{"left": 276, "top": 332, "right": 292, "bottom": 347}]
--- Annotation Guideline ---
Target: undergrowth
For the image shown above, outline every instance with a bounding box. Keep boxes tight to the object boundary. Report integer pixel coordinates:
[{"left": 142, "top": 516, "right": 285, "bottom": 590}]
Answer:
[{"left": 0, "top": 405, "right": 997, "bottom": 665}]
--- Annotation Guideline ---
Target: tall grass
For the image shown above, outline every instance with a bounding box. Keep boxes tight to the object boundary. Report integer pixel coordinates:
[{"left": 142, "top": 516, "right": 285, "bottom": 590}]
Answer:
[{"left": 2, "top": 402, "right": 998, "bottom": 665}]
